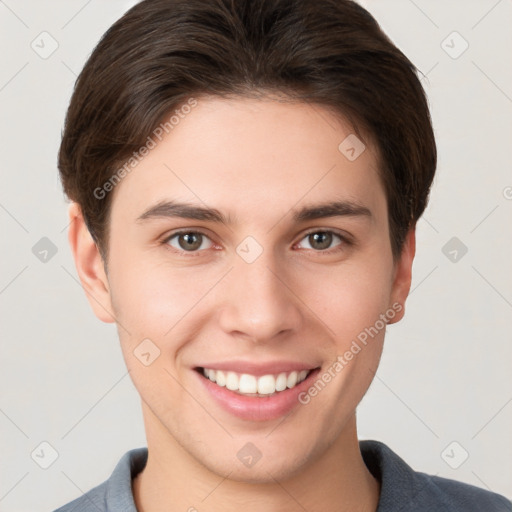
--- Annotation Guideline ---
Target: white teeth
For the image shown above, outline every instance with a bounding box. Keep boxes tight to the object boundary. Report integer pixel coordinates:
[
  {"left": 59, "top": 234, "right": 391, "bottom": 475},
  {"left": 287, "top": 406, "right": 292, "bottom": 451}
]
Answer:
[
  {"left": 201, "top": 367, "right": 312, "bottom": 396},
  {"left": 257, "top": 374, "right": 276, "bottom": 394},
  {"left": 275, "top": 373, "right": 288, "bottom": 392},
  {"left": 287, "top": 371, "right": 298, "bottom": 388},
  {"left": 226, "top": 371, "right": 238, "bottom": 391},
  {"left": 239, "top": 374, "right": 258, "bottom": 394},
  {"left": 215, "top": 370, "right": 226, "bottom": 387}
]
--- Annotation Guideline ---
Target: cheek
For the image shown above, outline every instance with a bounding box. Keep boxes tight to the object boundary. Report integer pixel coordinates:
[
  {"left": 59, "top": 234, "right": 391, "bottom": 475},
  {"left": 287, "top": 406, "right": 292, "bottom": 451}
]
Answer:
[
  {"left": 108, "top": 245, "right": 201, "bottom": 326},
  {"left": 109, "top": 265, "right": 197, "bottom": 400},
  {"left": 300, "top": 258, "right": 393, "bottom": 341},
  {"left": 108, "top": 256, "right": 223, "bottom": 366}
]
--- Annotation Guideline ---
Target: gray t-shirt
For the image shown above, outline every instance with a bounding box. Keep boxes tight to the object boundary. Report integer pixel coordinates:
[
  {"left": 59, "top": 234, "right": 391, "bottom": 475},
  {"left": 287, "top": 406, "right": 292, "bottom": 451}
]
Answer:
[{"left": 53, "top": 440, "right": 511, "bottom": 511}]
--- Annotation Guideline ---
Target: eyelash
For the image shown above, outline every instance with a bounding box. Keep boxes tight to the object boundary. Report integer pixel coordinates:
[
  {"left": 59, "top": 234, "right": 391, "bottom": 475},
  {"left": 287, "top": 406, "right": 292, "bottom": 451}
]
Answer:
[{"left": 161, "top": 228, "right": 353, "bottom": 257}]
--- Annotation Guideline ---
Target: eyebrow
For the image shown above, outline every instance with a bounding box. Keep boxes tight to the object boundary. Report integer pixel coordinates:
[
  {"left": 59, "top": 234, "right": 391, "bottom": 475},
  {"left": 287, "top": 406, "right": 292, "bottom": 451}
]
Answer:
[{"left": 136, "top": 199, "right": 372, "bottom": 225}]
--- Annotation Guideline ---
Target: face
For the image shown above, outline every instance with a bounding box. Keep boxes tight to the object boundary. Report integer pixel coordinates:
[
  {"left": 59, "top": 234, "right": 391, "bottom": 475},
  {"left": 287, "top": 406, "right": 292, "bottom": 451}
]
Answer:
[{"left": 72, "top": 96, "right": 414, "bottom": 483}]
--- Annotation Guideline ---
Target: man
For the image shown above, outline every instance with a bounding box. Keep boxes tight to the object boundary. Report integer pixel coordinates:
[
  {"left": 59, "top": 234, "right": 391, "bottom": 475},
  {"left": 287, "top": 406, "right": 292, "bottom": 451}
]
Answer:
[{"left": 54, "top": 0, "right": 511, "bottom": 510}]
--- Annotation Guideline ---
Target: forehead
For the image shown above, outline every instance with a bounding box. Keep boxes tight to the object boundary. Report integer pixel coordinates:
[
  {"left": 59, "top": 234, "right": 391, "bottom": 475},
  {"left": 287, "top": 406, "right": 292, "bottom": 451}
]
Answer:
[{"left": 109, "top": 96, "right": 386, "bottom": 224}]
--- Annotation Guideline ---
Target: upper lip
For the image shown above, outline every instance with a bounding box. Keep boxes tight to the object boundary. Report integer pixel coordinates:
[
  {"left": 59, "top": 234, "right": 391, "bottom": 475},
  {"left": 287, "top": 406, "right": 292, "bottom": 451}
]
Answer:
[{"left": 195, "top": 360, "right": 320, "bottom": 377}]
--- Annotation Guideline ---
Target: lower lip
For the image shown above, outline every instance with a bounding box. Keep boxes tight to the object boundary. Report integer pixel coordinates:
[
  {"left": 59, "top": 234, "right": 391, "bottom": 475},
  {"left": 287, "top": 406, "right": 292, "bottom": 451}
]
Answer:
[{"left": 194, "top": 367, "right": 321, "bottom": 422}]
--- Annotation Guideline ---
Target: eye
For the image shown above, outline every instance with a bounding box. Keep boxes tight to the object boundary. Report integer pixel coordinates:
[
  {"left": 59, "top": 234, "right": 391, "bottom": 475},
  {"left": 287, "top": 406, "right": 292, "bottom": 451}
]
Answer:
[
  {"left": 164, "top": 231, "right": 213, "bottom": 252},
  {"left": 296, "top": 230, "right": 347, "bottom": 252}
]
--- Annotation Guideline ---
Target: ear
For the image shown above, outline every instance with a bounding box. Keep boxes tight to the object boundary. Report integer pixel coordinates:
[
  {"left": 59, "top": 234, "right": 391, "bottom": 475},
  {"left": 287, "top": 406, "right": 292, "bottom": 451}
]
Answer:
[
  {"left": 387, "top": 226, "right": 416, "bottom": 325},
  {"left": 67, "top": 202, "right": 115, "bottom": 323}
]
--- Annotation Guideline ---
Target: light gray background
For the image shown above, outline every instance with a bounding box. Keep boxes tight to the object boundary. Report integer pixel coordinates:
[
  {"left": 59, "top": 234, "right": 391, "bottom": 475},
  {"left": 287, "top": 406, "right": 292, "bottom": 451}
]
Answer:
[{"left": 1, "top": 0, "right": 511, "bottom": 510}]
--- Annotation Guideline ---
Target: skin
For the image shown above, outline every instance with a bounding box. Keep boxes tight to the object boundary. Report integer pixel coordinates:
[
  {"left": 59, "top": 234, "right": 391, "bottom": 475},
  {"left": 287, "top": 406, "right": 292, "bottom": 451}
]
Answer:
[{"left": 68, "top": 95, "right": 415, "bottom": 512}]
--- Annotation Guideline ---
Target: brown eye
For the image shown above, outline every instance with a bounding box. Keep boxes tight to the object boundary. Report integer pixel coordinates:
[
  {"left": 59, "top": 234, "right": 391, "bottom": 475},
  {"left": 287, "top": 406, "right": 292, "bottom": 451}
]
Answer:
[
  {"left": 298, "top": 231, "right": 344, "bottom": 251},
  {"left": 166, "top": 231, "right": 213, "bottom": 252}
]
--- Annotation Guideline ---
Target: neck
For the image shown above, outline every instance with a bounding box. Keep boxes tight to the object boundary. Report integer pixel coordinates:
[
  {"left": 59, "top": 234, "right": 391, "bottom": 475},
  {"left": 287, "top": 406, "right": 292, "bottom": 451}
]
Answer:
[{"left": 133, "top": 403, "right": 380, "bottom": 512}]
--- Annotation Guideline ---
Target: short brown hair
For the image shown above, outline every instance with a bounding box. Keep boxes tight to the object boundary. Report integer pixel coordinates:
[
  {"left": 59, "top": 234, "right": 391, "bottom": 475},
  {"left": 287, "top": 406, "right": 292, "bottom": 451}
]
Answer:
[{"left": 58, "top": 0, "right": 436, "bottom": 261}]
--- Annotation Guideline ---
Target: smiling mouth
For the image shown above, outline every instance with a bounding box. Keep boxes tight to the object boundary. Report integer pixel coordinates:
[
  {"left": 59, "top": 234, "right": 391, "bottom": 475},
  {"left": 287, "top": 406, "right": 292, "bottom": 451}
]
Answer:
[{"left": 195, "top": 366, "right": 319, "bottom": 397}]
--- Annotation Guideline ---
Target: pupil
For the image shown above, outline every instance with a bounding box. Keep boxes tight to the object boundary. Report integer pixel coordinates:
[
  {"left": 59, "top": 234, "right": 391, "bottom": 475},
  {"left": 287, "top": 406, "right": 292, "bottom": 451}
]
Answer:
[
  {"left": 311, "top": 232, "right": 331, "bottom": 250},
  {"left": 180, "top": 233, "right": 201, "bottom": 251}
]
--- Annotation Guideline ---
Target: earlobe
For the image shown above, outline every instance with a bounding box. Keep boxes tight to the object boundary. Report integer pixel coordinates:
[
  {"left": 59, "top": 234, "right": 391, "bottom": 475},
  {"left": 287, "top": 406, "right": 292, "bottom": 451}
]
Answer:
[
  {"left": 387, "top": 227, "right": 416, "bottom": 325},
  {"left": 67, "top": 202, "right": 116, "bottom": 323}
]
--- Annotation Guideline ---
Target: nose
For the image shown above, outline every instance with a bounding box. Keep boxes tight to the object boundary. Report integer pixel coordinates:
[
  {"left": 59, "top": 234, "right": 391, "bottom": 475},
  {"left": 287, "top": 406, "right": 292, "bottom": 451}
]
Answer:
[{"left": 217, "top": 251, "right": 303, "bottom": 343}]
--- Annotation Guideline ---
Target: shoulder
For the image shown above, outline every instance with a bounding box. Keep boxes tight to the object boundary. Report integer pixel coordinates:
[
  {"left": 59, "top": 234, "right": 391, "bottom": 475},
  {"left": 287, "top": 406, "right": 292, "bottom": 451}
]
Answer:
[
  {"left": 53, "top": 480, "right": 108, "bottom": 512},
  {"left": 360, "top": 440, "right": 511, "bottom": 512},
  {"left": 53, "top": 447, "right": 148, "bottom": 512},
  {"left": 422, "top": 472, "right": 512, "bottom": 511}
]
